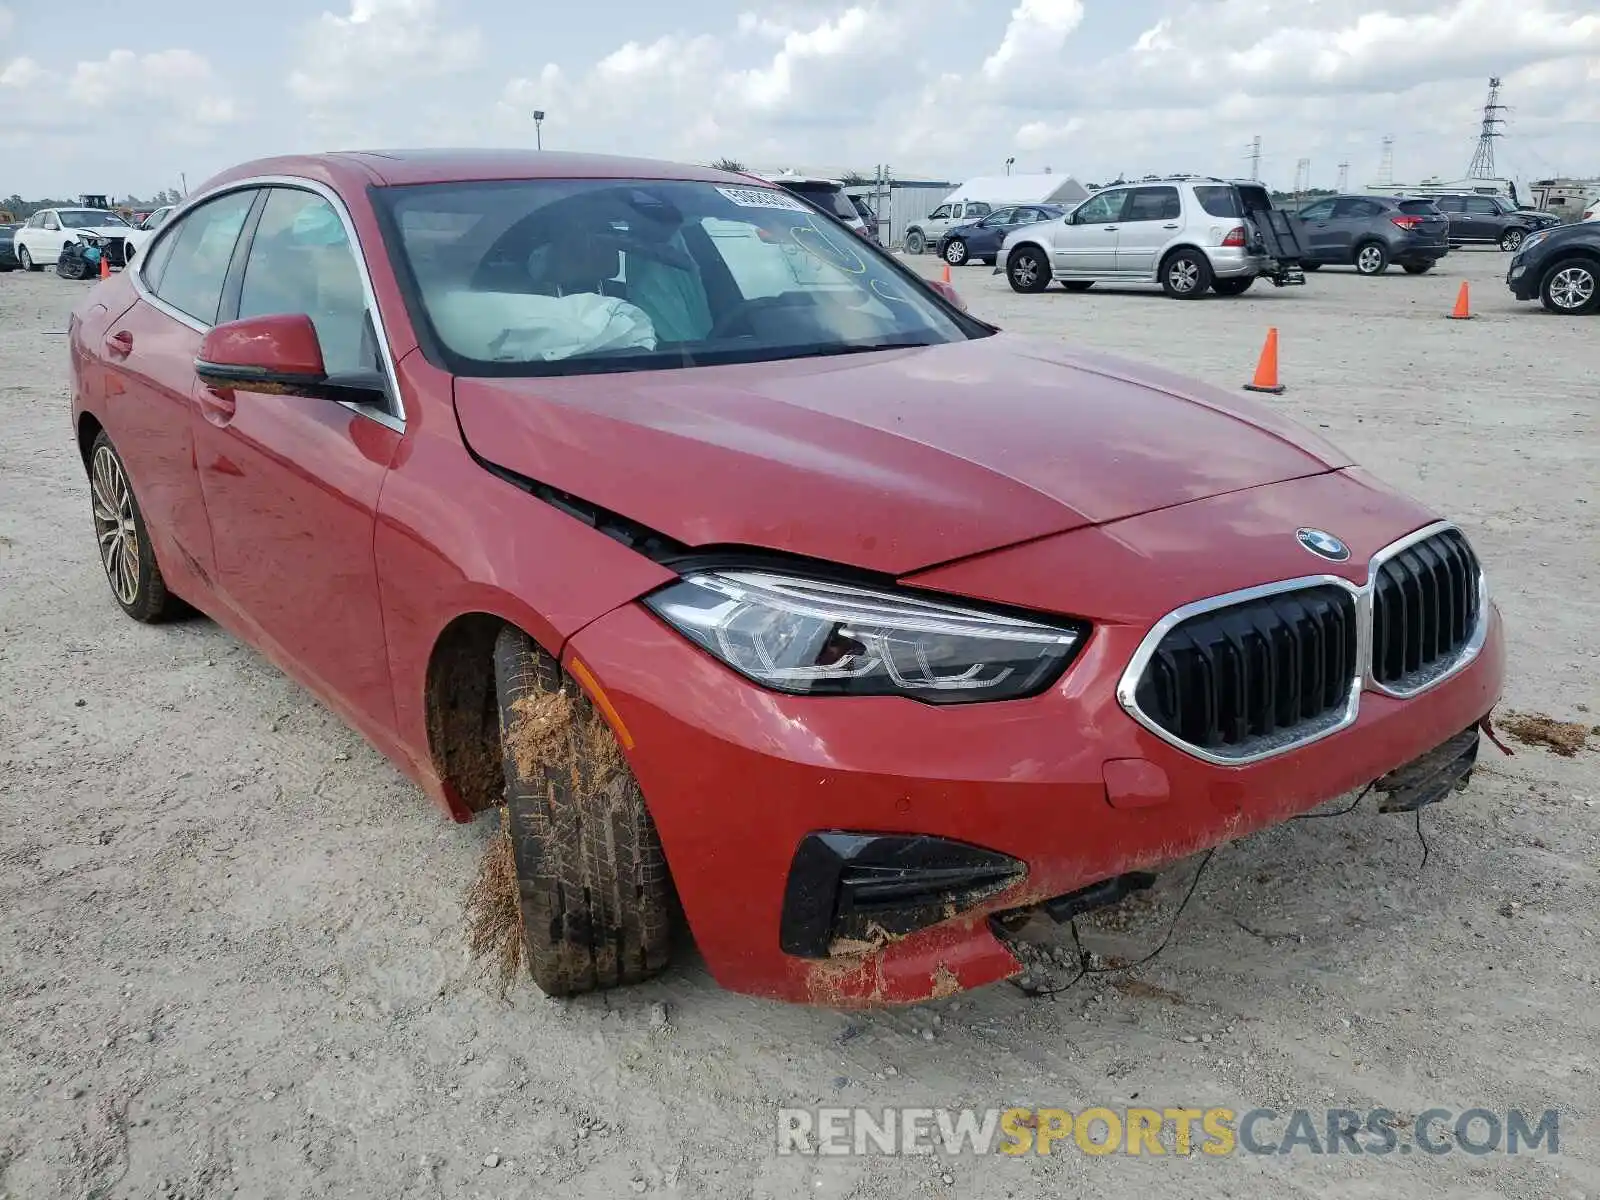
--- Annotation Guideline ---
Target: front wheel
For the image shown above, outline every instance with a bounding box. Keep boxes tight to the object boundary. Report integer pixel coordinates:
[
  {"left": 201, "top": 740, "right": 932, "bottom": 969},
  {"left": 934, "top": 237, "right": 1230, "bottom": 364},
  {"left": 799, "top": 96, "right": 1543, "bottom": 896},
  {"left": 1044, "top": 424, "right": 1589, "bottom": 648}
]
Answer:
[
  {"left": 904, "top": 229, "right": 926, "bottom": 255},
  {"left": 88, "top": 433, "right": 176, "bottom": 622},
  {"left": 1160, "top": 249, "right": 1212, "bottom": 298},
  {"left": 1211, "top": 276, "right": 1255, "bottom": 296},
  {"left": 1354, "top": 242, "right": 1389, "bottom": 275},
  {"left": 1500, "top": 228, "right": 1526, "bottom": 252},
  {"left": 1539, "top": 259, "right": 1600, "bottom": 315},
  {"left": 944, "top": 239, "right": 968, "bottom": 266},
  {"left": 493, "top": 627, "right": 674, "bottom": 997},
  {"left": 1006, "top": 246, "right": 1052, "bottom": 293}
]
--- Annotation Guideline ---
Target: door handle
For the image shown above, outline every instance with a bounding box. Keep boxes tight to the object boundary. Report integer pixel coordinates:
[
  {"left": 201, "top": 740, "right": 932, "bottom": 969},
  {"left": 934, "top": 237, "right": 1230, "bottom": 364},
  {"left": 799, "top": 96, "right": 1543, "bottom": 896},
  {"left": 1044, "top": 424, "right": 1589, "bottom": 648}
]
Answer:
[
  {"left": 1102, "top": 225, "right": 1119, "bottom": 231},
  {"left": 105, "top": 330, "right": 133, "bottom": 357},
  {"left": 1163, "top": 223, "right": 1180, "bottom": 229},
  {"left": 197, "top": 386, "right": 237, "bottom": 425}
]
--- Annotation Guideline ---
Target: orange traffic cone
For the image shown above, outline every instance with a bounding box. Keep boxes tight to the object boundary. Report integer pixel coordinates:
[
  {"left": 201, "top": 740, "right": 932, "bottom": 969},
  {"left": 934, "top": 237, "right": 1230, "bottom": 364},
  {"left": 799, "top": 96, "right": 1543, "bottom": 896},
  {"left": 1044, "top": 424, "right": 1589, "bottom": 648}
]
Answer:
[
  {"left": 941, "top": 262, "right": 952, "bottom": 284},
  {"left": 1446, "top": 281, "right": 1472, "bottom": 320},
  {"left": 1243, "top": 327, "right": 1284, "bottom": 394},
  {"left": 98, "top": 252, "right": 110, "bottom": 280}
]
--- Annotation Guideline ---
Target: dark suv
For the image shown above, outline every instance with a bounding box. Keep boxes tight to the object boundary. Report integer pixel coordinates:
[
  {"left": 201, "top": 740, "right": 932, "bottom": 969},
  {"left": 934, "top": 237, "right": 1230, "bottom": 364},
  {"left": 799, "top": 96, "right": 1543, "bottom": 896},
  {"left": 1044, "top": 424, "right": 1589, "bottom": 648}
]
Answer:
[
  {"left": 1296, "top": 195, "right": 1449, "bottom": 275},
  {"left": 1431, "top": 193, "right": 1560, "bottom": 252},
  {"left": 1506, "top": 220, "right": 1600, "bottom": 314}
]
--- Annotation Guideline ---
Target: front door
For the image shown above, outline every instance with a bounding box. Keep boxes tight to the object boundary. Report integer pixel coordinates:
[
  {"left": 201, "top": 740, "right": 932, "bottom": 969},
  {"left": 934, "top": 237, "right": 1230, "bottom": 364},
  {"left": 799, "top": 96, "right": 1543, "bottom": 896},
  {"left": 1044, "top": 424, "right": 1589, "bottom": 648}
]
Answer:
[
  {"left": 189, "top": 185, "right": 402, "bottom": 735},
  {"left": 1297, "top": 198, "right": 1338, "bottom": 262},
  {"left": 1330, "top": 197, "right": 1386, "bottom": 261},
  {"left": 1461, "top": 196, "right": 1500, "bottom": 242},
  {"left": 1112, "top": 186, "right": 1182, "bottom": 276},
  {"left": 1054, "top": 189, "right": 1126, "bottom": 274}
]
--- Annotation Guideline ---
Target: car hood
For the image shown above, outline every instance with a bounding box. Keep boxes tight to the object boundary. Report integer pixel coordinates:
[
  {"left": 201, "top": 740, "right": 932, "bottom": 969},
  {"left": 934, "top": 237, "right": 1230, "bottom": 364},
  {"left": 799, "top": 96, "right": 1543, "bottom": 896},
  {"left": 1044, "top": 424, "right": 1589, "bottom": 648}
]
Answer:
[
  {"left": 65, "top": 225, "right": 127, "bottom": 236},
  {"left": 453, "top": 334, "right": 1353, "bottom": 575}
]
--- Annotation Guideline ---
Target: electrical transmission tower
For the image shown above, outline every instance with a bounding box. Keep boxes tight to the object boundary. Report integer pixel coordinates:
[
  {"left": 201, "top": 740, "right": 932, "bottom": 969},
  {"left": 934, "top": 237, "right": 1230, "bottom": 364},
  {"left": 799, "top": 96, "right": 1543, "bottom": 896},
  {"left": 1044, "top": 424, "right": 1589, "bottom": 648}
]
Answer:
[
  {"left": 1293, "top": 158, "right": 1311, "bottom": 197},
  {"left": 1250, "top": 136, "right": 1261, "bottom": 181},
  {"left": 1467, "top": 77, "right": 1506, "bottom": 178},
  {"left": 1337, "top": 161, "right": 1350, "bottom": 191},
  {"left": 1377, "top": 136, "right": 1394, "bottom": 187}
]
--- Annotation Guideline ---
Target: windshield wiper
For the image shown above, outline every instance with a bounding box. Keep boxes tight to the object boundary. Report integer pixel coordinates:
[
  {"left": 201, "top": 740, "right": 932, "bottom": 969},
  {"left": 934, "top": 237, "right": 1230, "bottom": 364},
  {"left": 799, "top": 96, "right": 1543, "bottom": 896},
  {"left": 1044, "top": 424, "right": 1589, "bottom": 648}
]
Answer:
[{"left": 780, "top": 339, "right": 940, "bottom": 360}]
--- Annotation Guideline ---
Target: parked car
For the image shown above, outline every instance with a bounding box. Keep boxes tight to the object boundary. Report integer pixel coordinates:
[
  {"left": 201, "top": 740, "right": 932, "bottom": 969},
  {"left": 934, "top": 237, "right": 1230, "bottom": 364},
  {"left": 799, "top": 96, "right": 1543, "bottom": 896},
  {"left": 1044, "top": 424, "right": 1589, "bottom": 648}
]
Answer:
[
  {"left": 1294, "top": 195, "right": 1449, "bottom": 275},
  {"left": 69, "top": 150, "right": 1504, "bottom": 1006},
  {"left": 937, "top": 204, "right": 1065, "bottom": 267},
  {"left": 998, "top": 178, "right": 1305, "bottom": 298},
  {"left": 122, "top": 205, "right": 174, "bottom": 263},
  {"left": 761, "top": 174, "right": 871, "bottom": 239},
  {"left": 1428, "top": 193, "right": 1560, "bottom": 251},
  {"left": 847, "top": 194, "right": 880, "bottom": 244},
  {"left": 904, "top": 199, "right": 993, "bottom": 255},
  {"left": 13, "top": 207, "right": 131, "bottom": 271},
  {"left": 1580, "top": 196, "right": 1600, "bottom": 223},
  {"left": 0, "top": 222, "right": 19, "bottom": 272},
  {"left": 1505, "top": 220, "right": 1600, "bottom": 314}
]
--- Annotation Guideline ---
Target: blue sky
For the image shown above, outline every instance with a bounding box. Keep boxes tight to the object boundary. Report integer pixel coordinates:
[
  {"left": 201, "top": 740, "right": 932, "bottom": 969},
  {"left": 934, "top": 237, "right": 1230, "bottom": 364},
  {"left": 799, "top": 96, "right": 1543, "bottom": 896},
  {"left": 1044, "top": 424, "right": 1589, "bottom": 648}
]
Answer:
[{"left": 3, "top": 0, "right": 1597, "bottom": 200}]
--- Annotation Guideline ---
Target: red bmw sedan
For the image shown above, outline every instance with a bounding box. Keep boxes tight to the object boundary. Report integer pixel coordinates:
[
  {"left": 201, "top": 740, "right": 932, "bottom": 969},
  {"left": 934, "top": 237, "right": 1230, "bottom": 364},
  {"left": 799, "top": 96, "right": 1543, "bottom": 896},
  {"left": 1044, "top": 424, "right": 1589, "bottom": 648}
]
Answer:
[{"left": 68, "top": 151, "right": 1505, "bottom": 1005}]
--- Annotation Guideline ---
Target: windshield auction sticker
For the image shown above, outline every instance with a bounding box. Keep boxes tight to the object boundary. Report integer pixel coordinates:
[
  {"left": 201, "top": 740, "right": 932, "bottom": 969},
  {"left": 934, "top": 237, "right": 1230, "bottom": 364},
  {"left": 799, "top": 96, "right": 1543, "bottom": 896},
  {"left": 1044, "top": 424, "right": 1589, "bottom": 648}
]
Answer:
[{"left": 716, "top": 187, "right": 812, "bottom": 213}]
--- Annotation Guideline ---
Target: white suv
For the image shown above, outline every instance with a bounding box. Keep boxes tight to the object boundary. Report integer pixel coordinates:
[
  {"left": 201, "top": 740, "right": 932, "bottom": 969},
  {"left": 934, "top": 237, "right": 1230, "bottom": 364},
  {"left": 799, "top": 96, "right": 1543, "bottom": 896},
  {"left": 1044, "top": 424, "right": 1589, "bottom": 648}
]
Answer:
[
  {"left": 904, "top": 200, "right": 992, "bottom": 255},
  {"left": 998, "top": 179, "right": 1293, "bottom": 298}
]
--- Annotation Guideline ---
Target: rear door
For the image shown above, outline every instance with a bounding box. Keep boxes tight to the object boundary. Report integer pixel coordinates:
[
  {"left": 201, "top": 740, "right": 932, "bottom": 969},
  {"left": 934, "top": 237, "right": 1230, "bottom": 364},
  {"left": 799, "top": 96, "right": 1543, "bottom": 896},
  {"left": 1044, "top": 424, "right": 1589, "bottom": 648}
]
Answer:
[
  {"left": 1462, "top": 195, "right": 1500, "bottom": 241},
  {"left": 104, "top": 187, "right": 262, "bottom": 594},
  {"left": 1433, "top": 195, "right": 1468, "bottom": 241},
  {"left": 1054, "top": 188, "right": 1125, "bottom": 274},
  {"left": 1113, "top": 185, "right": 1182, "bottom": 276},
  {"left": 1330, "top": 197, "right": 1384, "bottom": 260},
  {"left": 969, "top": 206, "right": 1017, "bottom": 256},
  {"left": 189, "top": 184, "right": 403, "bottom": 734}
]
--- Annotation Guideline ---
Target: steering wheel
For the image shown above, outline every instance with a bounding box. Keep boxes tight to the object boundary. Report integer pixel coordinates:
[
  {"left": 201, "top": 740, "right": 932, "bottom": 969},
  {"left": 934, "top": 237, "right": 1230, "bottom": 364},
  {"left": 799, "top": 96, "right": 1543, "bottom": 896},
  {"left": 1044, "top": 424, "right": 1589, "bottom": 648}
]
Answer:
[{"left": 705, "top": 292, "right": 818, "bottom": 340}]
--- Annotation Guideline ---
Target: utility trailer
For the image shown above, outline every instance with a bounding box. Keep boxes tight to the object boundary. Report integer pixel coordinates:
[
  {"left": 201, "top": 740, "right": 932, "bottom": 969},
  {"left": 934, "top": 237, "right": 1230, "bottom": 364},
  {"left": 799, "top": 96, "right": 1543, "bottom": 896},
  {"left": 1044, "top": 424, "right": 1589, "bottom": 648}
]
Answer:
[{"left": 1227, "top": 180, "right": 1309, "bottom": 287}]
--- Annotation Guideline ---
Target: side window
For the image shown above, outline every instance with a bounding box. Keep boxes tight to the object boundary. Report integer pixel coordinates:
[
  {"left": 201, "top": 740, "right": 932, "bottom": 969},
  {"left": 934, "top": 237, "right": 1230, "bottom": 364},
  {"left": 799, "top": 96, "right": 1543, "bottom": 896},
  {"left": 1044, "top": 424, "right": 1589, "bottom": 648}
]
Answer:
[
  {"left": 966, "top": 202, "right": 991, "bottom": 218},
  {"left": 982, "top": 207, "right": 1017, "bottom": 227},
  {"left": 1465, "top": 197, "right": 1498, "bottom": 216},
  {"left": 1298, "top": 199, "right": 1336, "bottom": 221},
  {"left": 1194, "top": 186, "right": 1241, "bottom": 218},
  {"left": 928, "top": 205, "right": 950, "bottom": 220},
  {"left": 27, "top": 213, "right": 45, "bottom": 228},
  {"left": 44, "top": 213, "right": 60, "bottom": 230},
  {"left": 238, "top": 189, "right": 375, "bottom": 376},
  {"left": 1073, "top": 191, "right": 1125, "bottom": 224},
  {"left": 151, "top": 190, "right": 257, "bottom": 324},
  {"left": 1433, "top": 196, "right": 1464, "bottom": 213},
  {"left": 1333, "top": 198, "right": 1382, "bottom": 219},
  {"left": 1123, "top": 187, "right": 1181, "bottom": 222}
]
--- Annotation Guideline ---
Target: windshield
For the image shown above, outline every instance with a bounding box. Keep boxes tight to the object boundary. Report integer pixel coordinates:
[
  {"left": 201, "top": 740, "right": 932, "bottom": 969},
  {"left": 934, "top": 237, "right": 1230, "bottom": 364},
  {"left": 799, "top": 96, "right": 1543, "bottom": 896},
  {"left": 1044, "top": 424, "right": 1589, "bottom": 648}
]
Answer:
[
  {"left": 374, "top": 178, "right": 980, "bottom": 377},
  {"left": 57, "top": 210, "right": 128, "bottom": 228}
]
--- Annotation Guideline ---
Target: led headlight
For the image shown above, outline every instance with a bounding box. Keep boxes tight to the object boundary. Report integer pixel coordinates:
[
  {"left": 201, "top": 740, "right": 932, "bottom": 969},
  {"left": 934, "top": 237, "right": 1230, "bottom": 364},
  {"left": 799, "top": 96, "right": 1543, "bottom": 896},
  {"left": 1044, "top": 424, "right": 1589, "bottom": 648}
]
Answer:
[{"left": 644, "top": 570, "right": 1082, "bottom": 702}]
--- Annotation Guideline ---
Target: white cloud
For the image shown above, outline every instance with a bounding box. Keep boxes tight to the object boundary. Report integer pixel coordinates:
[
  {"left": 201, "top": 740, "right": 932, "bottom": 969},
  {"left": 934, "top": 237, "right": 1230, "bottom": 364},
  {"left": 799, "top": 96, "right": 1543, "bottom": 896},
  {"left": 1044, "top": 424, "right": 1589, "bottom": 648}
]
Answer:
[
  {"left": 287, "top": 0, "right": 482, "bottom": 109},
  {"left": 981, "top": 0, "right": 1084, "bottom": 80}
]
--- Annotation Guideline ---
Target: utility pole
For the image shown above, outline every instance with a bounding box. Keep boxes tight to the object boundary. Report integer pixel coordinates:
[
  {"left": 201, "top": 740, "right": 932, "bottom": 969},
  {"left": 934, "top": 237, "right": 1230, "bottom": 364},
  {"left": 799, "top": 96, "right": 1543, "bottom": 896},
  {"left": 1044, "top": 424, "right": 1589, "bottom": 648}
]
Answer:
[
  {"left": 1378, "top": 136, "right": 1394, "bottom": 187},
  {"left": 1294, "top": 158, "right": 1311, "bottom": 199},
  {"left": 1249, "top": 135, "right": 1261, "bottom": 182},
  {"left": 1337, "top": 161, "right": 1350, "bottom": 191},
  {"left": 1466, "top": 77, "right": 1506, "bottom": 178}
]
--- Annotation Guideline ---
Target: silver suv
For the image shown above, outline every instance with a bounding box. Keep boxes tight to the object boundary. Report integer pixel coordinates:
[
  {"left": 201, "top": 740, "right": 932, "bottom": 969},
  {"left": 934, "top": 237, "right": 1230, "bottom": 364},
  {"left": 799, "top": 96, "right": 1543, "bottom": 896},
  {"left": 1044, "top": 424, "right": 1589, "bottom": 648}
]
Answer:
[{"left": 998, "top": 178, "right": 1299, "bottom": 299}]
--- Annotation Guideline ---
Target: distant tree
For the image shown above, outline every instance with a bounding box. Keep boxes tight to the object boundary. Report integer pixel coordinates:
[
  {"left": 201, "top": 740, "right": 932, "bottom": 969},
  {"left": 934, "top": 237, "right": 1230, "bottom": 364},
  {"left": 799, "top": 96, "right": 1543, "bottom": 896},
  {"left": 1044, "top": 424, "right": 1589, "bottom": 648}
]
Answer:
[
  {"left": 840, "top": 170, "right": 870, "bottom": 186},
  {"left": 710, "top": 157, "right": 747, "bottom": 173}
]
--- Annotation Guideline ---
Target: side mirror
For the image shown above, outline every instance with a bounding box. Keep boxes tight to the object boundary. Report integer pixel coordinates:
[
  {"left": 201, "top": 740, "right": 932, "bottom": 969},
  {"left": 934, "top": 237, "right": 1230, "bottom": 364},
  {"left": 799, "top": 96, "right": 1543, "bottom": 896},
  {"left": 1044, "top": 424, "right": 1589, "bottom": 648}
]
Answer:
[
  {"left": 928, "top": 279, "right": 966, "bottom": 311},
  {"left": 195, "top": 314, "right": 384, "bottom": 404}
]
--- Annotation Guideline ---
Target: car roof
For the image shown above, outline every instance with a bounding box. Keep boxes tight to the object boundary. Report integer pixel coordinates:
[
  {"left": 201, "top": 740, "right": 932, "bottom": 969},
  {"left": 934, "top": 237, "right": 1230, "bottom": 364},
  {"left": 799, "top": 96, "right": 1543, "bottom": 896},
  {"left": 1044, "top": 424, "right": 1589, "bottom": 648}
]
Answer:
[{"left": 196, "top": 149, "right": 751, "bottom": 195}]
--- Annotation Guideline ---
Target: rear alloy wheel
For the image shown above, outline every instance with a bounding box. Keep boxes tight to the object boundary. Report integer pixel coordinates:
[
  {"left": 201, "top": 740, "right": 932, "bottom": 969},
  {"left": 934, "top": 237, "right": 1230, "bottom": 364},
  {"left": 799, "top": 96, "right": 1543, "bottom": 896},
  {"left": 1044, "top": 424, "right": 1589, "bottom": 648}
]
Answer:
[
  {"left": 1539, "top": 259, "right": 1600, "bottom": 315},
  {"left": 1211, "top": 276, "right": 1255, "bottom": 296},
  {"left": 1160, "top": 249, "right": 1212, "bottom": 298},
  {"left": 944, "top": 239, "right": 969, "bottom": 266},
  {"left": 1402, "top": 262, "right": 1433, "bottom": 275},
  {"left": 904, "top": 229, "right": 926, "bottom": 255},
  {"left": 1500, "top": 228, "right": 1526, "bottom": 252},
  {"left": 1006, "top": 246, "right": 1052, "bottom": 293},
  {"left": 493, "top": 626, "right": 673, "bottom": 997},
  {"left": 89, "top": 433, "right": 175, "bottom": 622},
  {"left": 1354, "top": 242, "right": 1389, "bottom": 275},
  {"left": 19, "top": 245, "right": 40, "bottom": 271}
]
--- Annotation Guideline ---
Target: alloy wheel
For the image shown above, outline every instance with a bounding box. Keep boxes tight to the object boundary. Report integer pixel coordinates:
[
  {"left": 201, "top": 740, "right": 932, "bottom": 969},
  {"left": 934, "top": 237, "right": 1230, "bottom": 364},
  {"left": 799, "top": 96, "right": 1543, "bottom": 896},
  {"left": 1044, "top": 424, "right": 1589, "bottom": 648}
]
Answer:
[
  {"left": 1012, "top": 255, "right": 1039, "bottom": 288},
  {"left": 1548, "top": 266, "right": 1596, "bottom": 311},
  {"left": 1502, "top": 229, "right": 1524, "bottom": 251},
  {"left": 1357, "top": 246, "right": 1383, "bottom": 273},
  {"left": 945, "top": 241, "right": 967, "bottom": 265},
  {"left": 1167, "top": 257, "right": 1200, "bottom": 294},
  {"left": 18, "top": 246, "right": 32, "bottom": 270},
  {"left": 91, "top": 445, "right": 140, "bottom": 606}
]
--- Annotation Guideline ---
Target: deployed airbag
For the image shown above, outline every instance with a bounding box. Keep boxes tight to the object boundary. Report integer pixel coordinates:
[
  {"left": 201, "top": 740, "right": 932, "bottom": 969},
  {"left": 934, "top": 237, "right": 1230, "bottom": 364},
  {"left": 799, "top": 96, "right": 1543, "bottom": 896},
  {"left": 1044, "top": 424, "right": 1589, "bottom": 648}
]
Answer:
[{"left": 429, "top": 291, "right": 657, "bottom": 362}]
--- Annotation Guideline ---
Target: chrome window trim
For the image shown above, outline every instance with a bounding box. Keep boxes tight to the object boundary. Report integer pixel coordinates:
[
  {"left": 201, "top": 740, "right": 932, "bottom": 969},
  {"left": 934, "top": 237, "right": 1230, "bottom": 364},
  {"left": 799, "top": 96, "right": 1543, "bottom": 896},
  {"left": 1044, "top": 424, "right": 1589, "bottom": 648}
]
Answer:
[
  {"left": 128, "top": 174, "right": 406, "bottom": 432},
  {"left": 1115, "top": 520, "right": 1488, "bottom": 766}
]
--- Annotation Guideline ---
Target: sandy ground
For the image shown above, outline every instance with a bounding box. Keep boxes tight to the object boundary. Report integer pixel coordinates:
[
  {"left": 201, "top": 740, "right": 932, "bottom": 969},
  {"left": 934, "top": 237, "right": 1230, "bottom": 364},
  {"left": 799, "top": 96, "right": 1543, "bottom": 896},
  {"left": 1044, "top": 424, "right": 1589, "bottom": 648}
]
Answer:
[{"left": 2, "top": 248, "right": 1597, "bottom": 1200}]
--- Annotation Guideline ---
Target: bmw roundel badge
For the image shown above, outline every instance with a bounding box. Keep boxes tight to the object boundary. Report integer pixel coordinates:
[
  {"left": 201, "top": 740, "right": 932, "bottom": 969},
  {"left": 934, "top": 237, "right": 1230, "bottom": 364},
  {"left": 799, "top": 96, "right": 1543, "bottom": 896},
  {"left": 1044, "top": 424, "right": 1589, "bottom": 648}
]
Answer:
[{"left": 1296, "top": 527, "right": 1351, "bottom": 562}]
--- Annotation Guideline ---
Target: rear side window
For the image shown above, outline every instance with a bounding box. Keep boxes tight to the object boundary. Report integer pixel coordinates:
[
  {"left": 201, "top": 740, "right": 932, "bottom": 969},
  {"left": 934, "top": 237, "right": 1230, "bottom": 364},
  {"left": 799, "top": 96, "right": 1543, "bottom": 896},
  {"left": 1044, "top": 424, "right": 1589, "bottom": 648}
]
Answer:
[
  {"left": 1398, "top": 199, "right": 1441, "bottom": 215},
  {"left": 1124, "top": 187, "right": 1180, "bottom": 222},
  {"left": 1193, "top": 186, "right": 1241, "bottom": 218},
  {"left": 1433, "top": 196, "right": 1465, "bottom": 212},
  {"left": 150, "top": 190, "right": 257, "bottom": 324},
  {"left": 1333, "top": 198, "right": 1384, "bottom": 218},
  {"left": 1298, "top": 199, "right": 1336, "bottom": 221}
]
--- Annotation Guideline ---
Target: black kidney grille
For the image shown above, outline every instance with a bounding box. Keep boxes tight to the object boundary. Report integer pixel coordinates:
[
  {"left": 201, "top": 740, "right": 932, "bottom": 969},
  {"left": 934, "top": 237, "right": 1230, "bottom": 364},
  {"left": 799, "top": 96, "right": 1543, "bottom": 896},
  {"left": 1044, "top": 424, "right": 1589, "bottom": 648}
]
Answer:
[
  {"left": 1371, "top": 528, "right": 1480, "bottom": 688},
  {"left": 1134, "top": 585, "right": 1359, "bottom": 754}
]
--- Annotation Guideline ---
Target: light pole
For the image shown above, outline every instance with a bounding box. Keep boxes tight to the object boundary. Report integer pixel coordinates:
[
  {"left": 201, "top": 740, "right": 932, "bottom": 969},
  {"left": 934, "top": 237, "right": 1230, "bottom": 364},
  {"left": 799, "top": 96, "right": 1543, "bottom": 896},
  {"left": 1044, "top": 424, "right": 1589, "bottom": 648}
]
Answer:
[
  {"left": 1005, "top": 157, "right": 1015, "bottom": 176},
  {"left": 532, "top": 110, "right": 545, "bottom": 150}
]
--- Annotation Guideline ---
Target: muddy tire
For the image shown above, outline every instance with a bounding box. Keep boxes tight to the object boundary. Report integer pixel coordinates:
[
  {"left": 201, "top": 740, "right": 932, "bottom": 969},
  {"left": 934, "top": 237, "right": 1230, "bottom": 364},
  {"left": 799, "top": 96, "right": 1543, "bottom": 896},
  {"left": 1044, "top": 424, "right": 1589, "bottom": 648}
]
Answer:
[
  {"left": 89, "top": 432, "right": 177, "bottom": 623},
  {"left": 492, "top": 626, "right": 672, "bottom": 996}
]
